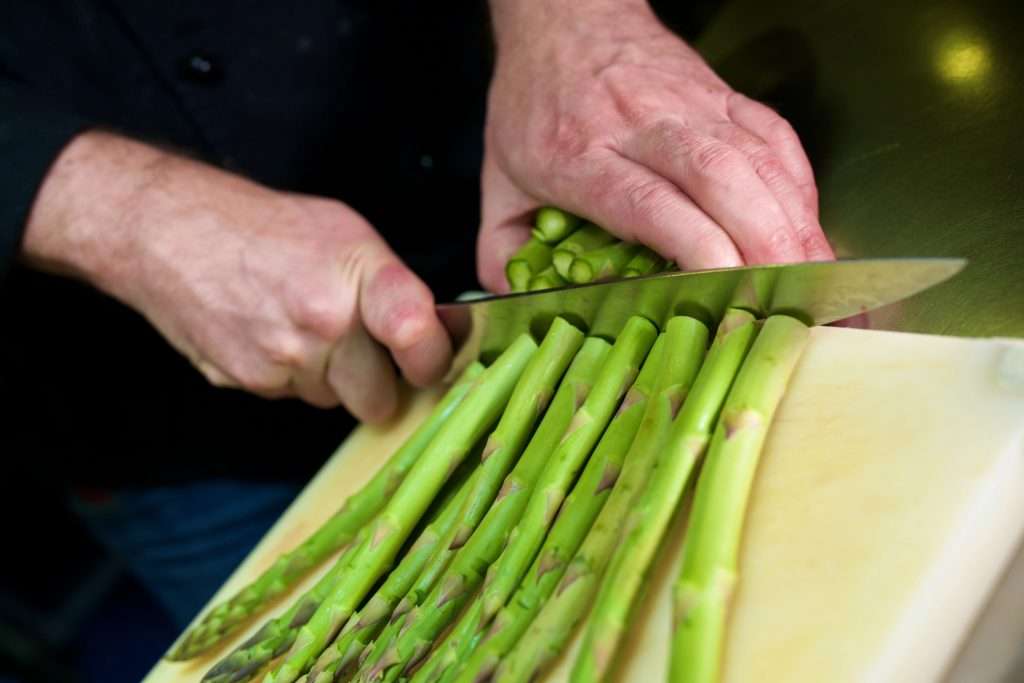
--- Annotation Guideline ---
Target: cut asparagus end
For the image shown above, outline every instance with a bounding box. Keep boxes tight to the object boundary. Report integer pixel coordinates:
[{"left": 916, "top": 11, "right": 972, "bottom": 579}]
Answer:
[
  {"left": 528, "top": 266, "right": 567, "bottom": 291},
  {"left": 533, "top": 207, "right": 582, "bottom": 244}
]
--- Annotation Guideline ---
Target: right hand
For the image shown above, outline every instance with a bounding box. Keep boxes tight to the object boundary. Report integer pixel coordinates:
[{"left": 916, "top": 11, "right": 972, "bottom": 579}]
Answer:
[{"left": 21, "top": 131, "right": 451, "bottom": 422}]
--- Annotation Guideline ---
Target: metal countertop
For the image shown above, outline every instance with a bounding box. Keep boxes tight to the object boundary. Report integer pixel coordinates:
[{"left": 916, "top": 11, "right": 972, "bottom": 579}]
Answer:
[{"left": 696, "top": 0, "right": 1023, "bottom": 339}]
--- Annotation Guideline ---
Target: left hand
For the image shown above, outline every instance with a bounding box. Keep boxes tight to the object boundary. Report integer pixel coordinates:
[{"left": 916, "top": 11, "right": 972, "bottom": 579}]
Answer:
[{"left": 478, "top": 0, "right": 835, "bottom": 293}]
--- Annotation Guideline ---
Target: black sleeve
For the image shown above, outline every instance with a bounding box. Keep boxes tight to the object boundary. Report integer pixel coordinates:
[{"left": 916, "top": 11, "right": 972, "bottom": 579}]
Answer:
[{"left": 0, "top": 80, "right": 90, "bottom": 280}]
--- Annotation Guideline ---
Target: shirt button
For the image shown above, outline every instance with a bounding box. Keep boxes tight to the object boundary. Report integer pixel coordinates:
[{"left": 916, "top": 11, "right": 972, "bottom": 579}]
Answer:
[{"left": 178, "top": 52, "right": 223, "bottom": 84}]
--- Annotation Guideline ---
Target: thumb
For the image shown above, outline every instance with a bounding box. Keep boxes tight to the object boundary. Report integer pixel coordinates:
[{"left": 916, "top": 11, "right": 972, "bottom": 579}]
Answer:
[
  {"left": 352, "top": 237, "right": 453, "bottom": 389},
  {"left": 478, "top": 154, "right": 536, "bottom": 294}
]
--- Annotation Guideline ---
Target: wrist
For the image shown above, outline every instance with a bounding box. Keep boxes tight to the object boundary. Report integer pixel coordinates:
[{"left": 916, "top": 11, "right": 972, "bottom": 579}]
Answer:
[
  {"left": 21, "top": 130, "right": 170, "bottom": 296},
  {"left": 487, "top": 0, "right": 655, "bottom": 55}
]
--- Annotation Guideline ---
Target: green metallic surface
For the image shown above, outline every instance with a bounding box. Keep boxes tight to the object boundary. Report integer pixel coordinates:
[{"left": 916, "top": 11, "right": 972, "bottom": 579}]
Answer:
[{"left": 696, "top": 0, "right": 1023, "bottom": 338}]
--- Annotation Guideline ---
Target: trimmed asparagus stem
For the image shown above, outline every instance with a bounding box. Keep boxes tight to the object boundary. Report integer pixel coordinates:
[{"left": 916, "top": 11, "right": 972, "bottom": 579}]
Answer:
[
  {"left": 263, "top": 336, "right": 538, "bottom": 683},
  {"left": 168, "top": 362, "right": 485, "bottom": 661},
  {"left": 357, "top": 318, "right": 657, "bottom": 683},
  {"left": 431, "top": 325, "right": 667, "bottom": 683},
  {"left": 567, "top": 242, "right": 640, "bottom": 284},
  {"left": 303, "top": 468, "right": 479, "bottom": 683},
  {"left": 308, "top": 323, "right": 587, "bottom": 683},
  {"left": 435, "top": 334, "right": 674, "bottom": 683},
  {"left": 506, "top": 239, "right": 554, "bottom": 292},
  {"left": 352, "top": 338, "right": 611, "bottom": 682},
  {"left": 527, "top": 265, "right": 566, "bottom": 291},
  {"left": 496, "top": 317, "right": 710, "bottom": 683},
  {"left": 571, "top": 310, "right": 757, "bottom": 683},
  {"left": 532, "top": 207, "right": 583, "bottom": 244},
  {"left": 445, "top": 319, "right": 583, "bottom": 558},
  {"left": 552, "top": 224, "right": 615, "bottom": 279},
  {"left": 622, "top": 247, "right": 667, "bottom": 278},
  {"left": 670, "top": 315, "right": 809, "bottom": 683},
  {"left": 203, "top": 529, "right": 370, "bottom": 683}
]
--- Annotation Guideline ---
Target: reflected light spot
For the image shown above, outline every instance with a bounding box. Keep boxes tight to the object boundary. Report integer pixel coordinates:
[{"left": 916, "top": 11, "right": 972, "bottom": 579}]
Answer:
[{"left": 936, "top": 33, "right": 991, "bottom": 84}]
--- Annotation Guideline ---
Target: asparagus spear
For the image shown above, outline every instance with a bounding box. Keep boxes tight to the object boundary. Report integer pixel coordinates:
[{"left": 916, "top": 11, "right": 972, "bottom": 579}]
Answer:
[
  {"left": 349, "top": 339, "right": 610, "bottom": 683},
  {"left": 621, "top": 247, "right": 667, "bottom": 278},
  {"left": 670, "top": 315, "right": 809, "bottom": 683},
  {"left": 305, "top": 318, "right": 582, "bottom": 682},
  {"left": 301, "top": 466, "right": 479, "bottom": 683},
  {"left": 168, "top": 362, "right": 485, "bottom": 661},
  {"left": 204, "top": 528, "right": 370, "bottom": 683},
  {"left": 552, "top": 224, "right": 615, "bottom": 279},
  {"left": 430, "top": 333, "right": 675, "bottom": 683},
  {"left": 567, "top": 242, "right": 640, "bottom": 284},
  {"left": 506, "top": 239, "right": 554, "bottom": 292},
  {"left": 264, "top": 335, "right": 538, "bottom": 683},
  {"left": 571, "top": 309, "right": 757, "bottom": 683},
  {"left": 357, "top": 318, "right": 658, "bottom": 683},
  {"left": 496, "top": 317, "right": 710, "bottom": 683},
  {"left": 214, "top": 445, "right": 484, "bottom": 683},
  {"left": 528, "top": 266, "right": 567, "bottom": 291},
  {"left": 532, "top": 207, "right": 582, "bottom": 244},
  {"left": 426, "top": 329, "right": 669, "bottom": 683}
]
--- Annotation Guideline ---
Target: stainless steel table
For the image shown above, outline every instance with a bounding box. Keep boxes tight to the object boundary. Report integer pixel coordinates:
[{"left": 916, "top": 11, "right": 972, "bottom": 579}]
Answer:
[{"left": 696, "top": 2, "right": 1023, "bottom": 680}]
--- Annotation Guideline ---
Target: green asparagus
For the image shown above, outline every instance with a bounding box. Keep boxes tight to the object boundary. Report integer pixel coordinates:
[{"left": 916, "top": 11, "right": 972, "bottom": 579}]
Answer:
[
  {"left": 506, "top": 239, "right": 554, "bottom": 292},
  {"left": 571, "top": 309, "right": 757, "bottom": 683},
  {"left": 532, "top": 207, "right": 582, "bottom": 245},
  {"left": 168, "top": 362, "right": 485, "bottom": 661},
  {"left": 621, "top": 247, "right": 667, "bottom": 278},
  {"left": 356, "top": 317, "right": 657, "bottom": 683},
  {"left": 302, "top": 466, "right": 478, "bottom": 683},
  {"left": 263, "top": 335, "right": 537, "bottom": 683},
  {"left": 496, "top": 316, "right": 710, "bottom": 683},
  {"left": 551, "top": 224, "right": 615, "bottom": 279},
  {"left": 567, "top": 242, "right": 640, "bottom": 284},
  {"left": 432, "top": 333, "right": 672, "bottom": 683},
  {"left": 670, "top": 315, "right": 809, "bottom": 683},
  {"left": 527, "top": 266, "right": 567, "bottom": 291}
]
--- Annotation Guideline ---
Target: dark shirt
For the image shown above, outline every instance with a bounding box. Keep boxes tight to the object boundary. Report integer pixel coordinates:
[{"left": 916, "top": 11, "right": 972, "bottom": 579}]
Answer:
[{"left": 0, "top": 1, "right": 490, "bottom": 487}]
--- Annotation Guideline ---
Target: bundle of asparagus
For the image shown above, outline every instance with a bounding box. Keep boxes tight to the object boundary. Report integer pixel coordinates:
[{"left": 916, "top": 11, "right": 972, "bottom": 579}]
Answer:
[
  {"left": 167, "top": 210, "right": 810, "bottom": 683},
  {"left": 505, "top": 208, "right": 670, "bottom": 291}
]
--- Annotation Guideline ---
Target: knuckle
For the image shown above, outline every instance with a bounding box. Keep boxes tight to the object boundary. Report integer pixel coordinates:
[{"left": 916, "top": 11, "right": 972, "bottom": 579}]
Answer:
[
  {"left": 751, "top": 153, "right": 789, "bottom": 188},
  {"left": 548, "top": 119, "right": 589, "bottom": 162},
  {"left": 624, "top": 178, "right": 673, "bottom": 227},
  {"left": 766, "top": 115, "right": 799, "bottom": 145},
  {"left": 761, "top": 225, "right": 800, "bottom": 261},
  {"left": 647, "top": 117, "right": 696, "bottom": 157},
  {"left": 379, "top": 303, "right": 429, "bottom": 351},
  {"left": 294, "top": 293, "right": 350, "bottom": 341},
  {"left": 691, "top": 140, "right": 742, "bottom": 177},
  {"left": 260, "top": 332, "right": 308, "bottom": 368}
]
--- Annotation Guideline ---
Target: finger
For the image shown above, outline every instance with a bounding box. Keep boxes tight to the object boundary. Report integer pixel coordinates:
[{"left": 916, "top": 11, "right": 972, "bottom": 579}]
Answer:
[
  {"left": 715, "top": 123, "right": 834, "bottom": 261},
  {"left": 288, "top": 341, "right": 341, "bottom": 408},
  {"left": 727, "top": 93, "right": 818, "bottom": 213},
  {"left": 478, "top": 154, "right": 536, "bottom": 293},
  {"left": 624, "top": 120, "right": 805, "bottom": 264},
  {"left": 325, "top": 321, "right": 399, "bottom": 423},
  {"left": 553, "top": 148, "right": 742, "bottom": 271},
  {"left": 359, "top": 257, "right": 452, "bottom": 388}
]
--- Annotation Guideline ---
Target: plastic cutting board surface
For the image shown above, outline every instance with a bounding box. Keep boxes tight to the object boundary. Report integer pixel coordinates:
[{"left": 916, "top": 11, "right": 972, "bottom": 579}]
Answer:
[{"left": 146, "top": 326, "right": 1024, "bottom": 683}]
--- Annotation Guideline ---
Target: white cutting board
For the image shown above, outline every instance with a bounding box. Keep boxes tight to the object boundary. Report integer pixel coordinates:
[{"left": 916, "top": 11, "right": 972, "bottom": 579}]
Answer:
[{"left": 146, "top": 326, "right": 1024, "bottom": 683}]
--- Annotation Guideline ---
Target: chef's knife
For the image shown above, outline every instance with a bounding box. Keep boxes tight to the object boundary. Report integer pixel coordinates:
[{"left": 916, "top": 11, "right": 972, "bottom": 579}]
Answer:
[{"left": 437, "top": 257, "right": 966, "bottom": 369}]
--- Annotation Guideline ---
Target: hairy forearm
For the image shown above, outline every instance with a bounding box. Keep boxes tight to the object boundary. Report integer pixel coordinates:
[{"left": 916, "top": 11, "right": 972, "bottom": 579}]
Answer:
[{"left": 21, "top": 130, "right": 169, "bottom": 295}]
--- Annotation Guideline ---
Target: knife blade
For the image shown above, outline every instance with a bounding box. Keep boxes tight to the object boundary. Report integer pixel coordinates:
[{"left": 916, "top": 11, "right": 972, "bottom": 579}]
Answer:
[{"left": 437, "top": 257, "right": 966, "bottom": 367}]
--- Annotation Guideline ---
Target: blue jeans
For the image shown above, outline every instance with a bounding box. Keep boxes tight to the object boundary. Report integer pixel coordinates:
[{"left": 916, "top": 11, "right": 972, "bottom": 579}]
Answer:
[{"left": 72, "top": 479, "right": 302, "bottom": 629}]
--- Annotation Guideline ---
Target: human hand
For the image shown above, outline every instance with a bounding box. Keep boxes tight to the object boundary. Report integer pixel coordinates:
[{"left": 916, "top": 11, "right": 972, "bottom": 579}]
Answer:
[
  {"left": 479, "top": 0, "right": 834, "bottom": 292},
  {"left": 21, "top": 132, "right": 451, "bottom": 422}
]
